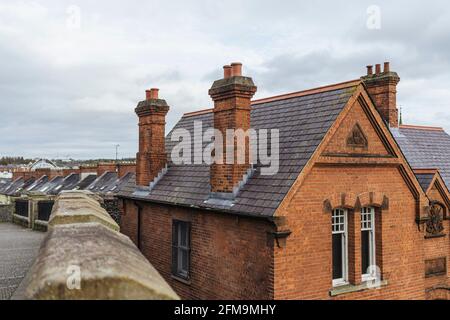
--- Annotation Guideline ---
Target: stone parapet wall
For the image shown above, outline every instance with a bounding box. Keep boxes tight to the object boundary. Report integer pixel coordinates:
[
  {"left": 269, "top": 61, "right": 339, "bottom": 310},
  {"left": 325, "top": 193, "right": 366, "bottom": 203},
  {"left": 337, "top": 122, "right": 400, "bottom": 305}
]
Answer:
[
  {"left": 17, "top": 190, "right": 178, "bottom": 300},
  {"left": 0, "top": 204, "right": 13, "bottom": 222}
]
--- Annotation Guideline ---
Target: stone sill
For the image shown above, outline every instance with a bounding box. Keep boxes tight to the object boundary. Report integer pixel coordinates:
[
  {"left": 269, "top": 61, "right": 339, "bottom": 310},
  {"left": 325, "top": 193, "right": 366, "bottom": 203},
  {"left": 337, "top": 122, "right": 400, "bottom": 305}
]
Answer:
[
  {"left": 329, "top": 280, "right": 389, "bottom": 297},
  {"left": 424, "top": 233, "right": 446, "bottom": 239},
  {"left": 425, "top": 272, "right": 447, "bottom": 278},
  {"left": 13, "top": 214, "right": 29, "bottom": 222},
  {"left": 172, "top": 275, "right": 191, "bottom": 286},
  {"left": 35, "top": 219, "right": 48, "bottom": 226}
]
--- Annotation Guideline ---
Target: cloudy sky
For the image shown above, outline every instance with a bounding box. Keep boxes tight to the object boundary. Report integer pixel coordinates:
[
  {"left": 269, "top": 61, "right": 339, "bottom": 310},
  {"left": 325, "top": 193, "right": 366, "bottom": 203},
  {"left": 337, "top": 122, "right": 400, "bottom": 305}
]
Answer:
[{"left": 0, "top": 0, "right": 449, "bottom": 159}]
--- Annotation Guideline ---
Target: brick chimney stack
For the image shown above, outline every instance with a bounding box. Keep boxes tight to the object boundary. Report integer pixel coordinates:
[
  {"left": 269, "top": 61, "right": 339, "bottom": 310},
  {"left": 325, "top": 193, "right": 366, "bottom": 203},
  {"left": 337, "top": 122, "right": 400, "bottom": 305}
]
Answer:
[
  {"left": 362, "top": 61, "right": 400, "bottom": 127},
  {"left": 135, "top": 88, "right": 169, "bottom": 186},
  {"left": 208, "top": 63, "right": 257, "bottom": 194}
]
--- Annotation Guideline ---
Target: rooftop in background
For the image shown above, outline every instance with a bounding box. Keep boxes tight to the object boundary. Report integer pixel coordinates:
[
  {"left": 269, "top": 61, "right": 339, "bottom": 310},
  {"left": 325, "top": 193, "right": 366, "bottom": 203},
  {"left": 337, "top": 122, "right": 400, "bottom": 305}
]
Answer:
[
  {"left": 28, "top": 158, "right": 60, "bottom": 171},
  {"left": 392, "top": 124, "right": 450, "bottom": 190}
]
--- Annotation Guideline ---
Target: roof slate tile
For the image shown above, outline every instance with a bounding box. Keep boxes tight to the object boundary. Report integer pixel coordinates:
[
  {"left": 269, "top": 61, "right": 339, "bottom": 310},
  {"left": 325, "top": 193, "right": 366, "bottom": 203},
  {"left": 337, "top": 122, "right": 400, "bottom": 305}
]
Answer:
[{"left": 120, "top": 86, "right": 358, "bottom": 217}]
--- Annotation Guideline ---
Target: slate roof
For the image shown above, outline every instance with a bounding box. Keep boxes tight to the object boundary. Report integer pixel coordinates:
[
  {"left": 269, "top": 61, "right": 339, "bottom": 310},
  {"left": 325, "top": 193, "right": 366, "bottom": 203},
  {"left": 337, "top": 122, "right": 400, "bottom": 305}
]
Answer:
[
  {"left": 414, "top": 173, "right": 434, "bottom": 193},
  {"left": 3, "top": 178, "right": 36, "bottom": 196},
  {"left": 393, "top": 126, "right": 450, "bottom": 190},
  {"left": 36, "top": 176, "right": 64, "bottom": 194},
  {"left": 0, "top": 178, "right": 23, "bottom": 195},
  {"left": 76, "top": 174, "right": 98, "bottom": 190},
  {"left": 87, "top": 172, "right": 119, "bottom": 193},
  {"left": 0, "top": 178, "right": 11, "bottom": 191},
  {"left": 109, "top": 172, "right": 135, "bottom": 194},
  {"left": 0, "top": 179, "right": 12, "bottom": 193},
  {"left": 48, "top": 173, "right": 80, "bottom": 195},
  {"left": 25, "top": 176, "right": 49, "bottom": 192},
  {"left": 119, "top": 82, "right": 359, "bottom": 217}
]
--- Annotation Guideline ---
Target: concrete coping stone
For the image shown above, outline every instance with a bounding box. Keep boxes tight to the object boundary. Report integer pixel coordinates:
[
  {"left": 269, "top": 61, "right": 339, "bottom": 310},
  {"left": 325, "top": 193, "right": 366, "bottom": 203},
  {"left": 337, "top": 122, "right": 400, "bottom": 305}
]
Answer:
[
  {"left": 19, "top": 222, "right": 179, "bottom": 300},
  {"left": 48, "top": 190, "right": 119, "bottom": 232}
]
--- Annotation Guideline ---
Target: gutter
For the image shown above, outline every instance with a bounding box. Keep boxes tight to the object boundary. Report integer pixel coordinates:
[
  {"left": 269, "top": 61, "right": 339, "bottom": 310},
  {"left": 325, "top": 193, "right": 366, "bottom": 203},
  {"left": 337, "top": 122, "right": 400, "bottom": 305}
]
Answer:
[{"left": 121, "top": 193, "right": 276, "bottom": 222}]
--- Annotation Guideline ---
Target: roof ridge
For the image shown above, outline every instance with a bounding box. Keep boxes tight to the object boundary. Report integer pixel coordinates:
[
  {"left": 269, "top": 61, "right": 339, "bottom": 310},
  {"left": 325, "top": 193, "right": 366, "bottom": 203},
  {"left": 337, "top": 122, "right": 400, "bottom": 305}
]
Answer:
[
  {"left": 183, "top": 79, "right": 361, "bottom": 118},
  {"left": 413, "top": 168, "right": 439, "bottom": 174},
  {"left": 251, "top": 79, "right": 361, "bottom": 105},
  {"left": 183, "top": 108, "right": 213, "bottom": 117},
  {"left": 399, "top": 124, "right": 444, "bottom": 131}
]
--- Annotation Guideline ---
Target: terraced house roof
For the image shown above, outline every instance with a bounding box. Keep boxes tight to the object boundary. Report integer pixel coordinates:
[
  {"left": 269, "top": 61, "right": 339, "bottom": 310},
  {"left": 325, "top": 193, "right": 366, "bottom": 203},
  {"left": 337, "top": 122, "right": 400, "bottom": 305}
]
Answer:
[{"left": 119, "top": 81, "right": 360, "bottom": 217}]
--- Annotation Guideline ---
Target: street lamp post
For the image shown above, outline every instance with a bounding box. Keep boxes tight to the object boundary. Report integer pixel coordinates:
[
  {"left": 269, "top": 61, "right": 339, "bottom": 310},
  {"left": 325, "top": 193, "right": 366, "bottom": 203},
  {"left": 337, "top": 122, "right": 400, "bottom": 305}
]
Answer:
[{"left": 115, "top": 144, "right": 120, "bottom": 163}]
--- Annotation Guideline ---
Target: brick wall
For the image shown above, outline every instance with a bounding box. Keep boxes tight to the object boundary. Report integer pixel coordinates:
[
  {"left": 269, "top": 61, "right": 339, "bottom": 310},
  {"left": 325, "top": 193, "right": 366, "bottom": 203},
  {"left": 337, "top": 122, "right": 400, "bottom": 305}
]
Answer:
[
  {"left": 423, "top": 184, "right": 449, "bottom": 291},
  {"left": 97, "top": 163, "right": 117, "bottom": 176},
  {"left": 120, "top": 199, "right": 274, "bottom": 300},
  {"left": 118, "top": 67, "right": 449, "bottom": 300},
  {"left": 117, "top": 163, "right": 136, "bottom": 178},
  {"left": 271, "top": 94, "right": 432, "bottom": 300},
  {"left": 275, "top": 165, "right": 425, "bottom": 299},
  {"left": 12, "top": 170, "right": 34, "bottom": 181}
]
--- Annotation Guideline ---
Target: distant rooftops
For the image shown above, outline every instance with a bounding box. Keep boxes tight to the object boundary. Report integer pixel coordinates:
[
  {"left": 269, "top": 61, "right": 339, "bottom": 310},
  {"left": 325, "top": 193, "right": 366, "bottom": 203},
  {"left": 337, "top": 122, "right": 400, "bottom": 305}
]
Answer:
[{"left": 394, "top": 124, "right": 450, "bottom": 190}]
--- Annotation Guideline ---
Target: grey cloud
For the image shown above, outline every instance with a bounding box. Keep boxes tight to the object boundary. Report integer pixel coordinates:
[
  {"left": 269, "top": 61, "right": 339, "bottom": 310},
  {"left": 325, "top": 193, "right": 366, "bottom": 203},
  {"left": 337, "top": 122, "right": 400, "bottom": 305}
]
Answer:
[{"left": 0, "top": 0, "right": 449, "bottom": 159}]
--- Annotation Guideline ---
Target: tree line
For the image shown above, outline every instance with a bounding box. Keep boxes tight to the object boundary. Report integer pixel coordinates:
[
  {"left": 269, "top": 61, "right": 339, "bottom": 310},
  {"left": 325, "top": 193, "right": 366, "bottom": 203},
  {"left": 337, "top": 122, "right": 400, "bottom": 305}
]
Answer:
[{"left": 0, "top": 156, "right": 33, "bottom": 166}]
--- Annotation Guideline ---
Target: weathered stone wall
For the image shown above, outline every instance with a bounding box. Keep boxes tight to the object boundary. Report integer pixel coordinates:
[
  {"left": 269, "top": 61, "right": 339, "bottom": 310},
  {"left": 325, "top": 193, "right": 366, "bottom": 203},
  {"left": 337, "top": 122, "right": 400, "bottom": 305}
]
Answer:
[
  {"left": 102, "top": 198, "right": 121, "bottom": 225},
  {"left": 0, "top": 204, "right": 13, "bottom": 222},
  {"left": 17, "top": 190, "right": 178, "bottom": 300}
]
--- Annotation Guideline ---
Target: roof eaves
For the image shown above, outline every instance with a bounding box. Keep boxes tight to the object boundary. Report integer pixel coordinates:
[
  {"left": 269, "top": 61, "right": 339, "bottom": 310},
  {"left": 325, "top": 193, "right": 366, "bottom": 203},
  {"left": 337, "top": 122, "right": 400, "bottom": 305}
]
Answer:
[
  {"left": 399, "top": 124, "right": 444, "bottom": 132},
  {"left": 118, "top": 193, "right": 276, "bottom": 221}
]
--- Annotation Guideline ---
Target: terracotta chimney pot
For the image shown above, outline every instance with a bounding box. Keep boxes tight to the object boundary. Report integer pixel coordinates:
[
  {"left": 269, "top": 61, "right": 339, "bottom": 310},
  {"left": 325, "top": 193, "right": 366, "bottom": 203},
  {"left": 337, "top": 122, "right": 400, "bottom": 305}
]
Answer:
[
  {"left": 375, "top": 64, "right": 381, "bottom": 75},
  {"left": 230, "top": 62, "right": 242, "bottom": 77},
  {"left": 223, "top": 65, "right": 232, "bottom": 79}
]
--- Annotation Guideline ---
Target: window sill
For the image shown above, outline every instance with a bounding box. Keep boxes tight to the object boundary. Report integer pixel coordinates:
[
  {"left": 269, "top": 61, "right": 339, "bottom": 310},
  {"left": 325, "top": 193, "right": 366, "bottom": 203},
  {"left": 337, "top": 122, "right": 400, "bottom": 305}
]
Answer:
[
  {"left": 425, "top": 272, "right": 447, "bottom": 278},
  {"left": 329, "top": 280, "right": 388, "bottom": 297},
  {"left": 171, "top": 275, "right": 191, "bottom": 285},
  {"left": 424, "top": 233, "right": 446, "bottom": 239}
]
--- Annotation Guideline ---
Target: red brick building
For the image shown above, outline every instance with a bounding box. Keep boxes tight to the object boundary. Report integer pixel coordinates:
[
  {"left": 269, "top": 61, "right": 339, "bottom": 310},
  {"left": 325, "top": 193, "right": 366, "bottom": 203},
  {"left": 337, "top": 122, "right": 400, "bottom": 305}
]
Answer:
[{"left": 118, "top": 62, "right": 450, "bottom": 300}]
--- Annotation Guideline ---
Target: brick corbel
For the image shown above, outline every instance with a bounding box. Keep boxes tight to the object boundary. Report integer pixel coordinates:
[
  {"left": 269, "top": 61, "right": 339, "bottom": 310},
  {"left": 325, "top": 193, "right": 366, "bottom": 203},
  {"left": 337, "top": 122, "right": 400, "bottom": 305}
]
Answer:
[
  {"left": 267, "top": 216, "right": 291, "bottom": 248},
  {"left": 323, "top": 192, "right": 358, "bottom": 213},
  {"left": 357, "top": 192, "right": 389, "bottom": 210}
]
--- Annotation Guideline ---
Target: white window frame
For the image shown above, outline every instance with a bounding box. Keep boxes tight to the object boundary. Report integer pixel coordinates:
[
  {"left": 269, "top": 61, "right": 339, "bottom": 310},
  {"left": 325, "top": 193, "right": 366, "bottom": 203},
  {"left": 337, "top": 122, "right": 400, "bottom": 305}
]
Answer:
[
  {"left": 361, "top": 207, "right": 377, "bottom": 282},
  {"left": 172, "top": 220, "right": 191, "bottom": 280},
  {"left": 332, "top": 208, "right": 349, "bottom": 287}
]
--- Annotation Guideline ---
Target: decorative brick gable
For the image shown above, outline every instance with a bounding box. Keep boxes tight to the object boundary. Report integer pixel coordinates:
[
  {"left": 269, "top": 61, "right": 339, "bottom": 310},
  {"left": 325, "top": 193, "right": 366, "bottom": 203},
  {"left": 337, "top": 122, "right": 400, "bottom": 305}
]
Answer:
[{"left": 322, "top": 99, "right": 392, "bottom": 157}]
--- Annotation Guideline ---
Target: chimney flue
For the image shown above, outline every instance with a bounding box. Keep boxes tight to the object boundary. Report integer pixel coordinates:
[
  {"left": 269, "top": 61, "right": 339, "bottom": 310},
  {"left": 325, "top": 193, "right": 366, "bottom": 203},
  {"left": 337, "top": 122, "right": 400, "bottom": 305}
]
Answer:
[
  {"left": 231, "top": 62, "right": 242, "bottom": 77},
  {"left": 375, "top": 64, "right": 381, "bottom": 75},
  {"left": 145, "top": 88, "right": 159, "bottom": 100},
  {"left": 384, "top": 62, "right": 390, "bottom": 73},
  {"left": 223, "top": 65, "right": 232, "bottom": 79},
  {"left": 367, "top": 65, "right": 373, "bottom": 75}
]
